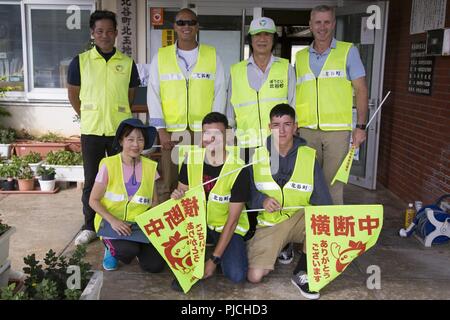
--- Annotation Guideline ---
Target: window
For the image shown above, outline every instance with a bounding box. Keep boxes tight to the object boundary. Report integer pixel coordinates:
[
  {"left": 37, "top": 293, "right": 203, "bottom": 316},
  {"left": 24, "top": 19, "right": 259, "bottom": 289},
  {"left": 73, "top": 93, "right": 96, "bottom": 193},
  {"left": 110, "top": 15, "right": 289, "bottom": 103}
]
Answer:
[
  {"left": 29, "top": 5, "right": 92, "bottom": 90},
  {"left": 0, "top": 3, "right": 24, "bottom": 91}
]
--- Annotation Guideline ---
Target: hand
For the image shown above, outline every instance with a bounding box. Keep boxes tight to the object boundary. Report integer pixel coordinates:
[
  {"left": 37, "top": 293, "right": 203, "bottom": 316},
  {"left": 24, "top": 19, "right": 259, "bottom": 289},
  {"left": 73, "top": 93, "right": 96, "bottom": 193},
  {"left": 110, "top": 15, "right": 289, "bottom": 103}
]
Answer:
[
  {"left": 263, "top": 197, "right": 281, "bottom": 213},
  {"left": 203, "top": 259, "right": 217, "bottom": 279},
  {"left": 158, "top": 129, "right": 175, "bottom": 151},
  {"left": 351, "top": 128, "right": 367, "bottom": 148},
  {"left": 171, "top": 188, "right": 185, "bottom": 200},
  {"left": 109, "top": 218, "right": 132, "bottom": 236}
]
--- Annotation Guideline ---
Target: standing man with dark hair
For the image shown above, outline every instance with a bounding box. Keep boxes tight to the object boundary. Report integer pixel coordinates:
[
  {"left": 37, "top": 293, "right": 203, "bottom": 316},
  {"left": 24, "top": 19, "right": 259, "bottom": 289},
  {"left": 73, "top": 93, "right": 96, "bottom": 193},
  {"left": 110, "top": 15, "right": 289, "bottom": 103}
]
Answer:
[
  {"left": 295, "top": 5, "right": 368, "bottom": 205},
  {"left": 171, "top": 112, "right": 250, "bottom": 286},
  {"left": 148, "top": 8, "right": 226, "bottom": 202},
  {"left": 247, "top": 103, "right": 332, "bottom": 300},
  {"left": 227, "top": 17, "right": 296, "bottom": 160},
  {"left": 67, "top": 10, "right": 141, "bottom": 245}
]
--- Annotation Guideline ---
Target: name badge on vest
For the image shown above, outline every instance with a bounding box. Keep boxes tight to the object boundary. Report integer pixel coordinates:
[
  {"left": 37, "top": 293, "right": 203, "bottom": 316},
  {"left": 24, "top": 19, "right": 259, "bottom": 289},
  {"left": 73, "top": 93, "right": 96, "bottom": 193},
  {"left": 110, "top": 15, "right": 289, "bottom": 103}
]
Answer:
[
  {"left": 191, "top": 72, "right": 215, "bottom": 80},
  {"left": 269, "top": 79, "right": 285, "bottom": 89},
  {"left": 320, "top": 70, "right": 345, "bottom": 79},
  {"left": 286, "top": 182, "right": 313, "bottom": 192}
]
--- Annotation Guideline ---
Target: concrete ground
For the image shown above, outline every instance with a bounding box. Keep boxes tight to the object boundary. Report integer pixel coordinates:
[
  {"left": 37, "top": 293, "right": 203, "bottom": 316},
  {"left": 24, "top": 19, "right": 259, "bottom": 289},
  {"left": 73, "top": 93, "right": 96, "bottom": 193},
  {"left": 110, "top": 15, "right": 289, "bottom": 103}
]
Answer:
[{"left": 1, "top": 183, "right": 449, "bottom": 300}]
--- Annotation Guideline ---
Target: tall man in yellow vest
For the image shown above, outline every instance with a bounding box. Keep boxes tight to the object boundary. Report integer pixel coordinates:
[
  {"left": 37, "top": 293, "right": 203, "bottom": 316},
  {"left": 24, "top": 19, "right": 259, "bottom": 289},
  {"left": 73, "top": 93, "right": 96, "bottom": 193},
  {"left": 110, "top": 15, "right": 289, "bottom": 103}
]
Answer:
[
  {"left": 68, "top": 10, "right": 141, "bottom": 245},
  {"left": 148, "top": 8, "right": 226, "bottom": 201},
  {"left": 171, "top": 112, "right": 250, "bottom": 286},
  {"left": 227, "top": 17, "right": 296, "bottom": 162},
  {"left": 247, "top": 104, "right": 332, "bottom": 300},
  {"left": 295, "top": 5, "right": 369, "bottom": 205}
]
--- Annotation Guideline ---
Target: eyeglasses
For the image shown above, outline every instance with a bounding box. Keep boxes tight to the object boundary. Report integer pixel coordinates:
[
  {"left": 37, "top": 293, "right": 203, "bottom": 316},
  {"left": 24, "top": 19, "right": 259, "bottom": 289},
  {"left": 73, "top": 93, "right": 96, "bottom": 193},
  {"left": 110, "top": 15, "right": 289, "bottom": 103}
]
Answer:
[{"left": 175, "top": 20, "right": 198, "bottom": 26}]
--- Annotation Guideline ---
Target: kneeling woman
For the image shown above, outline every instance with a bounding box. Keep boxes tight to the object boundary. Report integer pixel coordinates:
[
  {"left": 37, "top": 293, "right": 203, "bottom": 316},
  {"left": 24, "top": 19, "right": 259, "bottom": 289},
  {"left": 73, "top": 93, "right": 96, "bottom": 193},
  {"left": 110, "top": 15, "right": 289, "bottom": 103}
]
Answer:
[{"left": 89, "top": 118, "right": 165, "bottom": 272}]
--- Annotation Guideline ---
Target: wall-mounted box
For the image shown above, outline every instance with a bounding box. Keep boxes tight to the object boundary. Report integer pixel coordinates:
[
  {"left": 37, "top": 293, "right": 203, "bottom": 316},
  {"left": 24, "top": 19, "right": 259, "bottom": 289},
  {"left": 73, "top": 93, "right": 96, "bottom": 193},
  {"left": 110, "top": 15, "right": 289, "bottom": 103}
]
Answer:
[{"left": 426, "top": 28, "right": 450, "bottom": 56}]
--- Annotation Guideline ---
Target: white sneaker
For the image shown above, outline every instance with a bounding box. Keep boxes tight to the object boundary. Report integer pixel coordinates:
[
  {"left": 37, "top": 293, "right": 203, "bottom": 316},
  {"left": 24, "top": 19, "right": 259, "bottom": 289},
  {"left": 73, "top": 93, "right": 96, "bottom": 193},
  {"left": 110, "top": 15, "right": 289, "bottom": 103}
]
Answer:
[{"left": 74, "top": 230, "right": 97, "bottom": 245}]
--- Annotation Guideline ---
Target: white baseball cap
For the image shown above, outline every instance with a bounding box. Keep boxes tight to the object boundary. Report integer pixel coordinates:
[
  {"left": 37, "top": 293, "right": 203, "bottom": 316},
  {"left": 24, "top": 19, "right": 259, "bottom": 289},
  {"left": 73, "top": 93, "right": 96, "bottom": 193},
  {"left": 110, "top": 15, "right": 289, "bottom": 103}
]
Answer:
[{"left": 248, "top": 17, "right": 276, "bottom": 35}]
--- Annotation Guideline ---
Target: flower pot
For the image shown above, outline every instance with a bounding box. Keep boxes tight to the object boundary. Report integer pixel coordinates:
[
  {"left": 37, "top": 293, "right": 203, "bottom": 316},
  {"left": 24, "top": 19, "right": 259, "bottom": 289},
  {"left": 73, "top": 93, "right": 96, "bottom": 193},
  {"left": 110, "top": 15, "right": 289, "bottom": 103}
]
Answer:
[
  {"left": 0, "top": 144, "right": 11, "bottom": 159},
  {"left": 47, "top": 165, "right": 84, "bottom": 182},
  {"left": 17, "top": 178, "right": 35, "bottom": 191},
  {"left": 0, "top": 227, "right": 15, "bottom": 268},
  {"left": 2, "top": 179, "right": 16, "bottom": 191},
  {"left": 38, "top": 179, "right": 56, "bottom": 192},
  {"left": 12, "top": 142, "right": 69, "bottom": 158}
]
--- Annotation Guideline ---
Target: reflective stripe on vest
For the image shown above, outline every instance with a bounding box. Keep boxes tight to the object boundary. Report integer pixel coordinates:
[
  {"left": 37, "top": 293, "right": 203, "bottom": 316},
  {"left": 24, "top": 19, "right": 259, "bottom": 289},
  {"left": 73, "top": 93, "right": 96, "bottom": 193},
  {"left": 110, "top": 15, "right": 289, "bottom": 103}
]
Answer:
[
  {"left": 295, "top": 41, "right": 353, "bottom": 131},
  {"left": 79, "top": 47, "right": 132, "bottom": 136},
  {"left": 158, "top": 44, "right": 216, "bottom": 132},
  {"left": 230, "top": 58, "right": 289, "bottom": 148},
  {"left": 252, "top": 146, "right": 315, "bottom": 227},
  {"left": 94, "top": 154, "right": 157, "bottom": 232},
  {"left": 187, "top": 148, "right": 249, "bottom": 237}
]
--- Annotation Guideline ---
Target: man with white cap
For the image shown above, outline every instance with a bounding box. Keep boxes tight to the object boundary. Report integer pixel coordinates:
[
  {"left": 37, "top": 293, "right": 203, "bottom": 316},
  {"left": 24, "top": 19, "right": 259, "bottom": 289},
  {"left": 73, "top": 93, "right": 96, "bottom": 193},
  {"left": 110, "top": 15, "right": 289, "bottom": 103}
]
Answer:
[{"left": 226, "top": 16, "right": 296, "bottom": 240}]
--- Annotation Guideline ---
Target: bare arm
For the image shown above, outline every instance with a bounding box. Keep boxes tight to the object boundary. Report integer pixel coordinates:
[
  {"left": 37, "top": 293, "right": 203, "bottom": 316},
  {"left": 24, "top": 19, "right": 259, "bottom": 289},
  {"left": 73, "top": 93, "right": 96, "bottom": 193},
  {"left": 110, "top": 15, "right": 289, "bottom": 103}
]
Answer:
[
  {"left": 67, "top": 84, "right": 81, "bottom": 116},
  {"left": 352, "top": 76, "right": 369, "bottom": 148},
  {"left": 171, "top": 181, "right": 189, "bottom": 199}
]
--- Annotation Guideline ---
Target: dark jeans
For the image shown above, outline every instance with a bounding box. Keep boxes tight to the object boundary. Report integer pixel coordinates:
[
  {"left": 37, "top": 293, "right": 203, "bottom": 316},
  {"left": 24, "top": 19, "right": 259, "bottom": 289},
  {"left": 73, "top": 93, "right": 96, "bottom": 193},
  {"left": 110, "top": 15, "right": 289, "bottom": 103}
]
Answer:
[
  {"left": 207, "top": 229, "right": 248, "bottom": 283},
  {"left": 81, "top": 134, "right": 116, "bottom": 231},
  {"left": 103, "top": 239, "right": 165, "bottom": 273}
]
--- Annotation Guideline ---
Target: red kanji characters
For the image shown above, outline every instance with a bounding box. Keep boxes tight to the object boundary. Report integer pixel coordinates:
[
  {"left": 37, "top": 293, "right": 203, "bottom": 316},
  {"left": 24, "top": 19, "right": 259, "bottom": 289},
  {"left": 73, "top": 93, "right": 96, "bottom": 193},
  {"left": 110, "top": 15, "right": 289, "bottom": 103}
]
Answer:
[
  {"left": 358, "top": 215, "right": 380, "bottom": 235},
  {"left": 334, "top": 216, "right": 356, "bottom": 236},
  {"left": 164, "top": 204, "right": 185, "bottom": 230},
  {"left": 143, "top": 218, "right": 164, "bottom": 237},
  {"left": 311, "top": 214, "right": 331, "bottom": 236},
  {"left": 181, "top": 196, "right": 200, "bottom": 218}
]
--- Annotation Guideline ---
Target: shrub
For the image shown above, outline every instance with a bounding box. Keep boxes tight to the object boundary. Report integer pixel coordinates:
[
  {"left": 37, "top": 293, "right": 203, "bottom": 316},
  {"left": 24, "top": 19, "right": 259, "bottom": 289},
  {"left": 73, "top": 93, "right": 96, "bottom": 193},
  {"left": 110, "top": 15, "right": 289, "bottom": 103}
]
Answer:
[
  {"left": 45, "top": 150, "right": 83, "bottom": 166},
  {"left": 0, "top": 128, "right": 16, "bottom": 144}
]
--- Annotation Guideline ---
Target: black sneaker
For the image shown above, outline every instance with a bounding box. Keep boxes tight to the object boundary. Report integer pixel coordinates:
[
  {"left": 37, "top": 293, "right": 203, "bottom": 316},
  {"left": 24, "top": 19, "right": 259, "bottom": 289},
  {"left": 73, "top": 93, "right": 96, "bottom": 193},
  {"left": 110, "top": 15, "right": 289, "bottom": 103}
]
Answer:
[
  {"left": 171, "top": 278, "right": 183, "bottom": 292},
  {"left": 277, "top": 243, "right": 294, "bottom": 264},
  {"left": 291, "top": 271, "right": 320, "bottom": 300}
]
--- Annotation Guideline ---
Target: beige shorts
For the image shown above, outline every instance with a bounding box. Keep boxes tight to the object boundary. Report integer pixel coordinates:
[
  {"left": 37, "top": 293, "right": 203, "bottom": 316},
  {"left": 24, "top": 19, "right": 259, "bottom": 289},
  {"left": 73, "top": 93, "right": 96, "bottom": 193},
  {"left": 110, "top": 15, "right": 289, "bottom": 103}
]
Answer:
[{"left": 247, "top": 210, "right": 306, "bottom": 270}]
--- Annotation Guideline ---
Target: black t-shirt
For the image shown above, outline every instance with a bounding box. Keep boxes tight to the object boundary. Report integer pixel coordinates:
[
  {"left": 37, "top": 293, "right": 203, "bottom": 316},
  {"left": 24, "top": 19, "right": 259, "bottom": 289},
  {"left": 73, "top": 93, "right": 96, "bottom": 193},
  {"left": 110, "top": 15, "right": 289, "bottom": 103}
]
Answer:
[
  {"left": 67, "top": 46, "right": 141, "bottom": 87},
  {"left": 179, "top": 162, "right": 250, "bottom": 203}
]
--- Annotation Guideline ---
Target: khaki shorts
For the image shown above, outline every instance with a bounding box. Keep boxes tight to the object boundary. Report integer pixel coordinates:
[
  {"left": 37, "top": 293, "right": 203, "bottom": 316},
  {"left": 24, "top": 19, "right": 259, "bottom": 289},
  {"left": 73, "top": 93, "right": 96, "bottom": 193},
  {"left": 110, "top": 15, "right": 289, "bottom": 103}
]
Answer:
[{"left": 247, "top": 210, "right": 306, "bottom": 270}]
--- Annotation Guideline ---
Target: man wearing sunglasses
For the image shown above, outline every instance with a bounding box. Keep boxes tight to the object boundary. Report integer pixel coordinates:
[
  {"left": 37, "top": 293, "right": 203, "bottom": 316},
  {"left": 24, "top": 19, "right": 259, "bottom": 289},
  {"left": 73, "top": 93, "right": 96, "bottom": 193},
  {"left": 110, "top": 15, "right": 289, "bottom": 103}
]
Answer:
[{"left": 147, "top": 8, "right": 226, "bottom": 202}]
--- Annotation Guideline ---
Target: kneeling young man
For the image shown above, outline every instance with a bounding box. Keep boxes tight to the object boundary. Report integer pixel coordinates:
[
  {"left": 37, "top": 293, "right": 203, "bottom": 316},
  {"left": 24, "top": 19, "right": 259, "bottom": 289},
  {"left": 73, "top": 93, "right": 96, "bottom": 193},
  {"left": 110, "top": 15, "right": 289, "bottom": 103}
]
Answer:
[
  {"left": 247, "top": 104, "right": 332, "bottom": 299},
  {"left": 171, "top": 112, "right": 250, "bottom": 284}
]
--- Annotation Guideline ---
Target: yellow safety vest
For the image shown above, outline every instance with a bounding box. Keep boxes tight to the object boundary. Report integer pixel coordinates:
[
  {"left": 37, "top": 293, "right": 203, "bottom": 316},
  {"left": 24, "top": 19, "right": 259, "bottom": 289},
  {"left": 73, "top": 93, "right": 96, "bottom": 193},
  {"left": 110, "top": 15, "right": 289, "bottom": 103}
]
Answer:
[
  {"left": 79, "top": 47, "right": 133, "bottom": 136},
  {"left": 252, "top": 146, "right": 315, "bottom": 227},
  {"left": 94, "top": 154, "right": 157, "bottom": 232},
  {"left": 230, "top": 58, "right": 289, "bottom": 148},
  {"left": 187, "top": 148, "right": 249, "bottom": 236},
  {"left": 295, "top": 41, "right": 353, "bottom": 131},
  {"left": 158, "top": 44, "right": 216, "bottom": 132}
]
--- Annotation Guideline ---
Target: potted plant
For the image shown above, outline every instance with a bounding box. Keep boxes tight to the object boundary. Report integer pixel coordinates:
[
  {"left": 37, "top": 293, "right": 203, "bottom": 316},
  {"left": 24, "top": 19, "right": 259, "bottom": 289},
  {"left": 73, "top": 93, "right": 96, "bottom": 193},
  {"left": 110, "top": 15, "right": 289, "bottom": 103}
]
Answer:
[
  {"left": 12, "top": 131, "right": 69, "bottom": 158},
  {"left": 0, "top": 162, "right": 19, "bottom": 191},
  {"left": 0, "top": 128, "right": 16, "bottom": 159},
  {"left": 20, "top": 152, "right": 43, "bottom": 175},
  {"left": 16, "top": 162, "right": 35, "bottom": 191},
  {"left": 44, "top": 150, "right": 84, "bottom": 182},
  {"left": 0, "top": 215, "right": 15, "bottom": 275},
  {"left": 0, "top": 245, "right": 103, "bottom": 300},
  {"left": 36, "top": 165, "right": 56, "bottom": 192}
]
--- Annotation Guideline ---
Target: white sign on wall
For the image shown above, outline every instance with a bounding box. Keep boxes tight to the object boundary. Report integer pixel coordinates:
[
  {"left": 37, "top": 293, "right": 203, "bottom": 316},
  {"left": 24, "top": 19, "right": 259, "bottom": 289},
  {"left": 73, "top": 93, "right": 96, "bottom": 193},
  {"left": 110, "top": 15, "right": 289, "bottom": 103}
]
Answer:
[
  {"left": 410, "top": 0, "right": 447, "bottom": 34},
  {"left": 117, "top": 0, "right": 137, "bottom": 60}
]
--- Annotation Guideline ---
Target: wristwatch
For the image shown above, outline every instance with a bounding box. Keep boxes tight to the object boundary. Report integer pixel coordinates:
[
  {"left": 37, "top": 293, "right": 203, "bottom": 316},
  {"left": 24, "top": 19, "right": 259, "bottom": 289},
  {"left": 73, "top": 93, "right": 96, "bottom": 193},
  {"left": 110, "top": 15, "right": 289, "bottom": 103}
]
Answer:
[
  {"left": 355, "top": 124, "right": 367, "bottom": 130},
  {"left": 210, "top": 254, "right": 221, "bottom": 265}
]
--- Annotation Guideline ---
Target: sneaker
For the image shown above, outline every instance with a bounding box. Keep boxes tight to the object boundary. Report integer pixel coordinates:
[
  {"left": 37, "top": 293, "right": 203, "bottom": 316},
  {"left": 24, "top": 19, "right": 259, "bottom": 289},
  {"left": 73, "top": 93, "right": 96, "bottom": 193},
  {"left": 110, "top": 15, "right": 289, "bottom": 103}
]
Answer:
[
  {"left": 278, "top": 243, "right": 294, "bottom": 264},
  {"left": 102, "top": 248, "right": 118, "bottom": 271},
  {"left": 74, "top": 230, "right": 97, "bottom": 246},
  {"left": 291, "top": 271, "right": 320, "bottom": 300}
]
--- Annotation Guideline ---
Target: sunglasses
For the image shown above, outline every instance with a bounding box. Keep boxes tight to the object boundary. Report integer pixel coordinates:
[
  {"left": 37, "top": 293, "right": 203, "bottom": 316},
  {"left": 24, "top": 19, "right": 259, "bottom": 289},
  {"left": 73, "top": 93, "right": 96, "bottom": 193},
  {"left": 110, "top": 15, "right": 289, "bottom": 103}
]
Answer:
[{"left": 175, "top": 20, "right": 198, "bottom": 26}]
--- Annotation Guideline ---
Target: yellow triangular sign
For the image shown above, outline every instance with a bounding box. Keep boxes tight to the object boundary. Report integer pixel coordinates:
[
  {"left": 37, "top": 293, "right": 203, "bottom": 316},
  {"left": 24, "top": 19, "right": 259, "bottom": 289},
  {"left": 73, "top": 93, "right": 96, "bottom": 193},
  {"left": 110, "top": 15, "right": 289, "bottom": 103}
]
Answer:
[{"left": 331, "top": 146, "right": 355, "bottom": 186}]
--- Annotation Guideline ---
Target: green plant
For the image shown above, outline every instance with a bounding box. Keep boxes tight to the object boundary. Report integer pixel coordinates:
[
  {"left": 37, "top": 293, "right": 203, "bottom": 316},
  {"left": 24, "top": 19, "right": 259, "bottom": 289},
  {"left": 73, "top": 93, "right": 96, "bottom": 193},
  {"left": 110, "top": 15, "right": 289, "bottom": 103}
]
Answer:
[
  {"left": 0, "top": 127, "right": 16, "bottom": 144},
  {"left": 38, "top": 132, "right": 64, "bottom": 143},
  {"left": 0, "top": 214, "right": 10, "bottom": 236},
  {"left": 16, "top": 128, "right": 35, "bottom": 140},
  {"left": 45, "top": 150, "right": 83, "bottom": 166},
  {"left": 22, "top": 151, "right": 42, "bottom": 164},
  {"left": 17, "top": 164, "right": 34, "bottom": 180},
  {"left": 36, "top": 165, "right": 56, "bottom": 180},
  {"left": 0, "top": 162, "right": 19, "bottom": 179},
  {"left": 3, "top": 245, "right": 93, "bottom": 300}
]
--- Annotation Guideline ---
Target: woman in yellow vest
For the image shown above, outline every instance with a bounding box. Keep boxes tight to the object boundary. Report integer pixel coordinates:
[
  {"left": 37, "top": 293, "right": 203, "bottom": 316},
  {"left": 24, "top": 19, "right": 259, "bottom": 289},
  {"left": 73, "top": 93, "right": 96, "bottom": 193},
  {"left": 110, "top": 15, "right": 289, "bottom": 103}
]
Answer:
[{"left": 89, "top": 118, "right": 165, "bottom": 272}]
